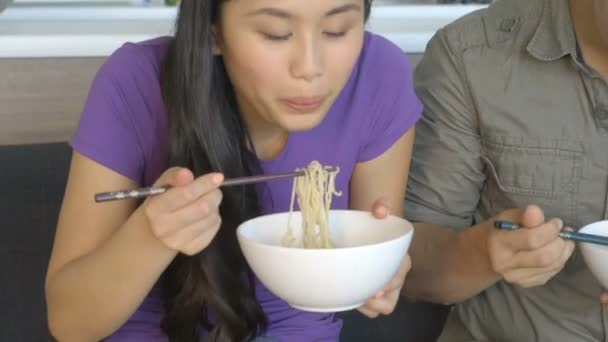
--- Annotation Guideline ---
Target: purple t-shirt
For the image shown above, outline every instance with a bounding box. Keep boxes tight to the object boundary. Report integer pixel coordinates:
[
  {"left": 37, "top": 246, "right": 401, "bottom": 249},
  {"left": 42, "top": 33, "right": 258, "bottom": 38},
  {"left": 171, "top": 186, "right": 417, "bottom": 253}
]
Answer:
[{"left": 71, "top": 32, "right": 421, "bottom": 342}]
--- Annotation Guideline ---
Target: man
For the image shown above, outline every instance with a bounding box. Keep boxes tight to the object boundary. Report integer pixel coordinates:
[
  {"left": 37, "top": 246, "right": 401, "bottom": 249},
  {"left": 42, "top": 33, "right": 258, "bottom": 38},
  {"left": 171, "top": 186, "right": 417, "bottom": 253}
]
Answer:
[
  {"left": 404, "top": 0, "right": 608, "bottom": 340},
  {"left": 0, "top": 0, "right": 11, "bottom": 13}
]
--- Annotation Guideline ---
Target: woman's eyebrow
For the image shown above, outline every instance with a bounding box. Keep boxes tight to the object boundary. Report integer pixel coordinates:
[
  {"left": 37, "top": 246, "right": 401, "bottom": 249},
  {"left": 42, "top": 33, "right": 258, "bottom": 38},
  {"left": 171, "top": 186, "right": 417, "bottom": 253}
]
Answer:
[{"left": 246, "top": 3, "right": 361, "bottom": 20}]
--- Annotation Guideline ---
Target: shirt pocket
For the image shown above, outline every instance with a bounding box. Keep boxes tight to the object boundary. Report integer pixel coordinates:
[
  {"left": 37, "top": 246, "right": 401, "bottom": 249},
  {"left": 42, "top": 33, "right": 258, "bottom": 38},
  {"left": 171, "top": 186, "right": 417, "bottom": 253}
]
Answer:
[{"left": 479, "top": 138, "right": 582, "bottom": 225}]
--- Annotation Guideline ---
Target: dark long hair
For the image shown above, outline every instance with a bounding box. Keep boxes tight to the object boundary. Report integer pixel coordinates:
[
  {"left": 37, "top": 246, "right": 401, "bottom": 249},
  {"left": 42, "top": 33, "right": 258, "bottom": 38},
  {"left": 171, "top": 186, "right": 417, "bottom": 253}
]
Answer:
[{"left": 159, "top": 1, "right": 373, "bottom": 341}]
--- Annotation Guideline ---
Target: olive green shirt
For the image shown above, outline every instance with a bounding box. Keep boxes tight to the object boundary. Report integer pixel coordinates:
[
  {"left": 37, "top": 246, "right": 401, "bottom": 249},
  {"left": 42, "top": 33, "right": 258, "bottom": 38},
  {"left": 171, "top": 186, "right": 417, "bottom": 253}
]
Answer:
[{"left": 407, "top": 0, "right": 608, "bottom": 340}]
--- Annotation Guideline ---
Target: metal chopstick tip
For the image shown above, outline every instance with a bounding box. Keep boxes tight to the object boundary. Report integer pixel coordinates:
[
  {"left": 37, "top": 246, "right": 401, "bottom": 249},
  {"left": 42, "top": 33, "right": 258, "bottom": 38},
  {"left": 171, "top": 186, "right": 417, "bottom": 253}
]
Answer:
[{"left": 494, "top": 220, "right": 519, "bottom": 230}]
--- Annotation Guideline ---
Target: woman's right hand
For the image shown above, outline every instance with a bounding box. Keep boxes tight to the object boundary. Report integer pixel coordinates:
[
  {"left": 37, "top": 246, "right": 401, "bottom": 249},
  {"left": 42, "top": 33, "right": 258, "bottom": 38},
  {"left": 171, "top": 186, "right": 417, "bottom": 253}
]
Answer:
[{"left": 142, "top": 167, "right": 224, "bottom": 256}]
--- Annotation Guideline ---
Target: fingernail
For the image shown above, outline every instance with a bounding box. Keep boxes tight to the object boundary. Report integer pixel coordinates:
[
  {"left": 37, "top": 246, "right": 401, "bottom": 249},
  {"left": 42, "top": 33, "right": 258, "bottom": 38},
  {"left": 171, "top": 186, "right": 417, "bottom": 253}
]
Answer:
[
  {"left": 172, "top": 167, "right": 185, "bottom": 178},
  {"left": 212, "top": 174, "right": 224, "bottom": 185},
  {"left": 556, "top": 219, "right": 564, "bottom": 229}
]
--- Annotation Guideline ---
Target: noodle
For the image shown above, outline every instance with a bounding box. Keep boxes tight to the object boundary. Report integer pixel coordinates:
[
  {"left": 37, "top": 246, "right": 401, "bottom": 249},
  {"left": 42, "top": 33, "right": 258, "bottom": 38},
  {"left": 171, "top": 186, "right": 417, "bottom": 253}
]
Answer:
[{"left": 281, "top": 161, "right": 341, "bottom": 249}]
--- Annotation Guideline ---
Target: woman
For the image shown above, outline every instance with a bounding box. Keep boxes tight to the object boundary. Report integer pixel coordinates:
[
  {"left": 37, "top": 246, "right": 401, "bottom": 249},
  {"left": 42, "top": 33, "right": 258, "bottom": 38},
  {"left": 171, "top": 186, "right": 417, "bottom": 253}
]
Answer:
[{"left": 45, "top": 0, "right": 420, "bottom": 341}]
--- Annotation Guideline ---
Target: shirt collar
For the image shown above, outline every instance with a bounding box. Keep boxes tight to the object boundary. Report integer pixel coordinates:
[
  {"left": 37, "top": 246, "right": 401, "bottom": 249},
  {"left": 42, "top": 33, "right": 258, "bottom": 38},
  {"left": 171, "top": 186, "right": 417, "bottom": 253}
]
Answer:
[{"left": 527, "top": 0, "right": 579, "bottom": 62}]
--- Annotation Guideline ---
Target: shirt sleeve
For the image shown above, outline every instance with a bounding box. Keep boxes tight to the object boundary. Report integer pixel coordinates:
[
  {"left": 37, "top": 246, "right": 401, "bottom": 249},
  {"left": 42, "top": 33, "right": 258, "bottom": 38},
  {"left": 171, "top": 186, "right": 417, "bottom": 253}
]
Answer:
[
  {"left": 70, "top": 44, "right": 146, "bottom": 185},
  {"left": 357, "top": 36, "right": 423, "bottom": 163},
  {"left": 405, "top": 29, "right": 486, "bottom": 229}
]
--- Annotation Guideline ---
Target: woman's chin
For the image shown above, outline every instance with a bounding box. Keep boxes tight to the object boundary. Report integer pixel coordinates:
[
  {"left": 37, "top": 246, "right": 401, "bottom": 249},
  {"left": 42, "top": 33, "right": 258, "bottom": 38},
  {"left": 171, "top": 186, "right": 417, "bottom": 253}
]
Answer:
[{"left": 281, "top": 113, "right": 327, "bottom": 132}]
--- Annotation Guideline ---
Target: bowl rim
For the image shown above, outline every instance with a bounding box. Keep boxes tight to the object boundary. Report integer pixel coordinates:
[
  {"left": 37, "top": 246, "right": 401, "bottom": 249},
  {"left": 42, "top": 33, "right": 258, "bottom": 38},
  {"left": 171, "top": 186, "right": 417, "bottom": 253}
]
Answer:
[
  {"left": 236, "top": 209, "right": 414, "bottom": 253},
  {"left": 580, "top": 220, "right": 608, "bottom": 236},
  {"left": 579, "top": 220, "right": 608, "bottom": 252}
]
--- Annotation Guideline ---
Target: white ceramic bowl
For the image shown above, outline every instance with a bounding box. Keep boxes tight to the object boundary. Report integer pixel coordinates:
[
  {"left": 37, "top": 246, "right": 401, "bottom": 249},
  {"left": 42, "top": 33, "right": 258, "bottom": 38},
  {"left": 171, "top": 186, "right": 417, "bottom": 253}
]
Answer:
[
  {"left": 236, "top": 210, "right": 414, "bottom": 312},
  {"left": 579, "top": 220, "right": 608, "bottom": 288}
]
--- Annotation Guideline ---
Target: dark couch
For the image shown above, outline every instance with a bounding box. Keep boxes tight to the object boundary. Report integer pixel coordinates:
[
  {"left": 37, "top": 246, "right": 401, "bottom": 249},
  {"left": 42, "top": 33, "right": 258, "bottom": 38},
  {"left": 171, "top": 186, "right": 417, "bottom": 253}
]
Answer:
[
  {"left": 0, "top": 143, "right": 70, "bottom": 342},
  {"left": 0, "top": 142, "right": 449, "bottom": 342}
]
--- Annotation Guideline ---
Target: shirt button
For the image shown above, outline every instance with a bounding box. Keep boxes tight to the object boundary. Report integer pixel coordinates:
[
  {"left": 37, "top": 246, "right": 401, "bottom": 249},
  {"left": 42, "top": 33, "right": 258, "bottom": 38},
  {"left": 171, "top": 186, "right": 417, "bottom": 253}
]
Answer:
[
  {"left": 596, "top": 106, "right": 608, "bottom": 120},
  {"left": 499, "top": 18, "right": 518, "bottom": 32}
]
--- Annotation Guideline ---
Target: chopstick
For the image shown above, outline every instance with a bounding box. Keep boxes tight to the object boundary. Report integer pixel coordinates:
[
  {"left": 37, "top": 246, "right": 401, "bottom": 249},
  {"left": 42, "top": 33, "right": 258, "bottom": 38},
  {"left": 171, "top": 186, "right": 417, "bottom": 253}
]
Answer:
[
  {"left": 94, "top": 167, "right": 337, "bottom": 203},
  {"left": 494, "top": 220, "right": 608, "bottom": 247}
]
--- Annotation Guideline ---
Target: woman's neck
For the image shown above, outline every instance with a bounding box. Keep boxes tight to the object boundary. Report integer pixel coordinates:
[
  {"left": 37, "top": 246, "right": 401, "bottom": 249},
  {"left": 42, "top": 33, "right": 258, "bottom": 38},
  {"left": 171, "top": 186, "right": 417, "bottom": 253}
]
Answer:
[
  {"left": 239, "top": 103, "right": 289, "bottom": 162},
  {"left": 570, "top": 0, "right": 608, "bottom": 77},
  {"left": 249, "top": 126, "right": 289, "bottom": 162}
]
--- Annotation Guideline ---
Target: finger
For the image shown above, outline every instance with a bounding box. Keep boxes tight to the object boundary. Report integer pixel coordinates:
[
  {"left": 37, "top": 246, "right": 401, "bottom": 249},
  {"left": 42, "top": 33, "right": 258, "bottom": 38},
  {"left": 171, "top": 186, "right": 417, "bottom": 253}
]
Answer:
[
  {"left": 157, "top": 189, "right": 223, "bottom": 233},
  {"left": 362, "top": 293, "right": 397, "bottom": 316},
  {"left": 374, "top": 290, "right": 385, "bottom": 299},
  {"left": 398, "top": 254, "right": 412, "bottom": 278},
  {"left": 357, "top": 304, "right": 379, "bottom": 319},
  {"left": 512, "top": 242, "right": 572, "bottom": 287},
  {"left": 520, "top": 204, "right": 545, "bottom": 228},
  {"left": 553, "top": 238, "right": 575, "bottom": 273},
  {"left": 160, "top": 215, "right": 221, "bottom": 251},
  {"left": 562, "top": 239, "right": 576, "bottom": 262},
  {"left": 384, "top": 278, "right": 404, "bottom": 294},
  {"left": 510, "top": 269, "right": 555, "bottom": 288},
  {"left": 600, "top": 292, "right": 608, "bottom": 305},
  {"left": 503, "top": 218, "right": 563, "bottom": 251},
  {"left": 504, "top": 240, "right": 573, "bottom": 285},
  {"left": 154, "top": 167, "right": 194, "bottom": 187},
  {"left": 155, "top": 173, "right": 223, "bottom": 213},
  {"left": 180, "top": 220, "right": 222, "bottom": 256},
  {"left": 508, "top": 238, "right": 566, "bottom": 269},
  {"left": 375, "top": 255, "right": 409, "bottom": 297},
  {"left": 383, "top": 289, "right": 401, "bottom": 314},
  {"left": 372, "top": 199, "right": 390, "bottom": 219}
]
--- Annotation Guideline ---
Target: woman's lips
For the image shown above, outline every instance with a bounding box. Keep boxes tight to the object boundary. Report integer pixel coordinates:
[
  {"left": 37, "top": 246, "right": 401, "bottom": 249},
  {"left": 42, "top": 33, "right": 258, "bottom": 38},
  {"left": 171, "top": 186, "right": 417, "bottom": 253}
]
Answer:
[{"left": 282, "top": 96, "right": 326, "bottom": 113}]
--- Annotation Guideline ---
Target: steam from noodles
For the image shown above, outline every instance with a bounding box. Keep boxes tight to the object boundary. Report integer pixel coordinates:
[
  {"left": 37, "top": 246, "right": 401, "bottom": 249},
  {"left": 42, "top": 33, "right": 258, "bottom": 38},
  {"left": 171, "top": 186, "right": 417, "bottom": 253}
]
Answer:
[{"left": 281, "top": 161, "right": 342, "bottom": 249}]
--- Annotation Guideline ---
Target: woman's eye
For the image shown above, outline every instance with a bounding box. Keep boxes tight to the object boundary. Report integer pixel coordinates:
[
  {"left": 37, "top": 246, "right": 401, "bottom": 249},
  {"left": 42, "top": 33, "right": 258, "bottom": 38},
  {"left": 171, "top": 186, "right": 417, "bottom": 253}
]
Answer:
[
  {"left": 263, "top": 33, "right": 293, "bottom": 41},
  {"left": 323, "top": 30, "right": 348, "bottom": 38}
]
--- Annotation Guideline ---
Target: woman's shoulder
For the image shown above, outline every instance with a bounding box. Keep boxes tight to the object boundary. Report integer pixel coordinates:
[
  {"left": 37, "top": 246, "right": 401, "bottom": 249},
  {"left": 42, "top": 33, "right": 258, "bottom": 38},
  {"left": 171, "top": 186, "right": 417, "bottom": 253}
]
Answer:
[
  {"left": 358, "top": 31, "right": 413, "bottom": 78},
  {"left": 345, "top": 31, "right": 416, "bottom": 105},
  {"left": 342, "top": 31, "right": 418, "bottom": 111},
  {"left": 332, "top": 32, "right": 421, "bottom": 163},
  {"left": 98, "top": 36, "right": 172, "bottom": 83},
  {"left": 70, "top": 37, "right": 173, "bottom": 184},
  {"left": 89, "top": 36, "right": 172, "bottom": 123}
]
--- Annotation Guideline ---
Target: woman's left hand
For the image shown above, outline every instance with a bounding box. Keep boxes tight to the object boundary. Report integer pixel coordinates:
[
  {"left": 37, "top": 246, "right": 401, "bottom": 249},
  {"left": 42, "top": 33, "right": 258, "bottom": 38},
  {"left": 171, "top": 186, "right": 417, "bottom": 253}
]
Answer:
[{"left": 357, "top": 200, "right": 412, "bottom": 318}]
